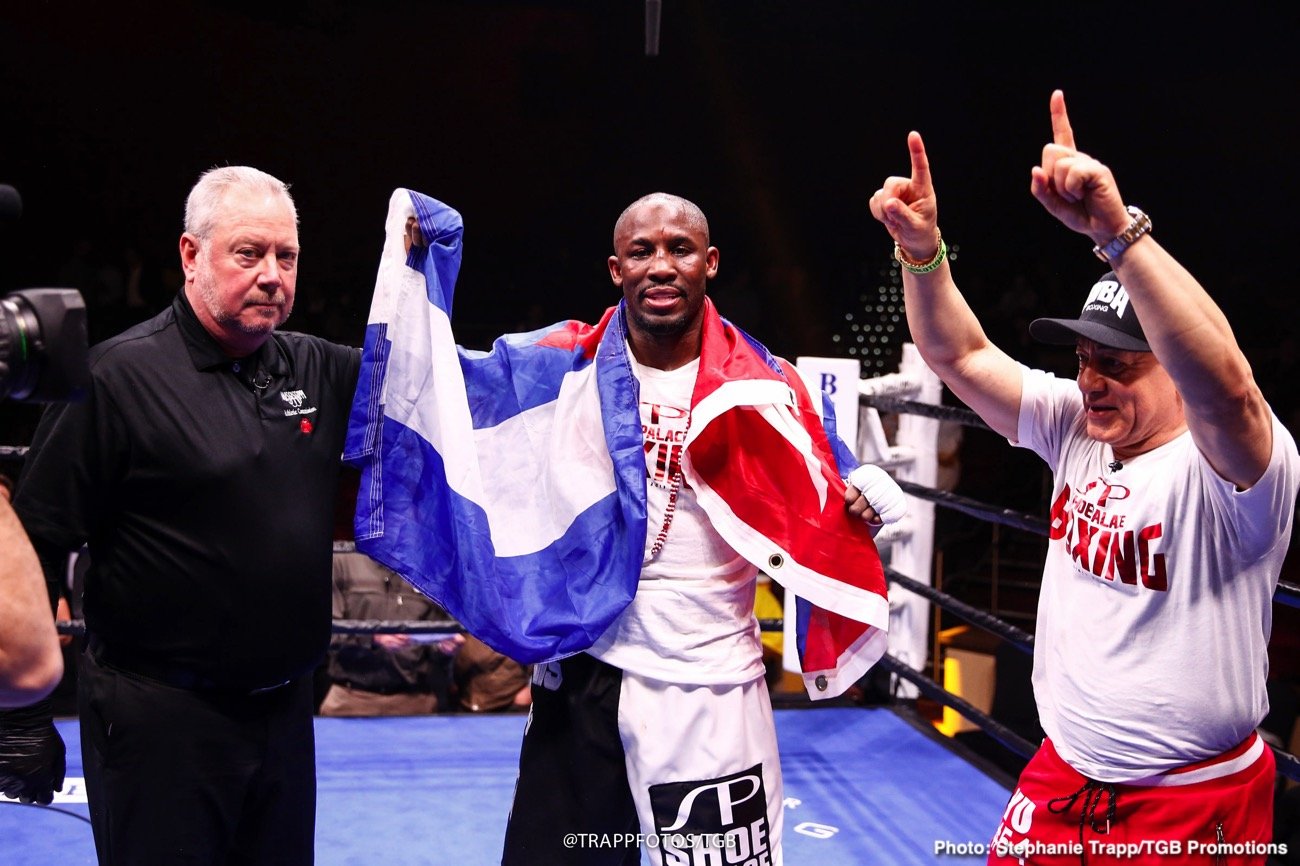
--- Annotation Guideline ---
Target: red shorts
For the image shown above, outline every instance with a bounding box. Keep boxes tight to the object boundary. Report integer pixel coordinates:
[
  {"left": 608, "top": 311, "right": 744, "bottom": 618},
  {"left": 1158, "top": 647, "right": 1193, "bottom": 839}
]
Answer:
[{"left": 987, "top": 734, "right": 1276, "bottom": 865}]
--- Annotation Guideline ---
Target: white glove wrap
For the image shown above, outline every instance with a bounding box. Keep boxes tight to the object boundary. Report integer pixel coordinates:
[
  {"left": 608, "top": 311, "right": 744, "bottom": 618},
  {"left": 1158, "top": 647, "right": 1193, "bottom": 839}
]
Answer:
[{"left": 846, "top": 464, "right": 907, "bottom": 526}]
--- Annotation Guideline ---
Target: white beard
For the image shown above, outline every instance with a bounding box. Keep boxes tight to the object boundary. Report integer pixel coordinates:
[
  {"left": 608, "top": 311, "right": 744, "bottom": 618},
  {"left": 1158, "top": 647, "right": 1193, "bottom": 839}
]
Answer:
[{"left": 193, "top": 262, "right": 291, "bottom": 336}]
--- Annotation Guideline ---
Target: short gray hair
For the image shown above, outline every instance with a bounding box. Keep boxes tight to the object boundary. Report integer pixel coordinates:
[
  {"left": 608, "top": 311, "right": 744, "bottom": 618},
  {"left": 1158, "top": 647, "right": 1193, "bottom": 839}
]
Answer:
[{"left": 184, "top": 166, "right": 297, "bottom": 239}]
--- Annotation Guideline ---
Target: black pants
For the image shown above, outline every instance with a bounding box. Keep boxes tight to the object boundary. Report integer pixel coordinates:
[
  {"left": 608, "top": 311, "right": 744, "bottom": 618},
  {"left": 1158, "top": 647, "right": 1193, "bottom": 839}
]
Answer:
[
  {"left": 78, "top": 649, "right": 316, "bottom": 865},
  {"left": 502, "top": 654, "right": 640, "bottom": 866}
]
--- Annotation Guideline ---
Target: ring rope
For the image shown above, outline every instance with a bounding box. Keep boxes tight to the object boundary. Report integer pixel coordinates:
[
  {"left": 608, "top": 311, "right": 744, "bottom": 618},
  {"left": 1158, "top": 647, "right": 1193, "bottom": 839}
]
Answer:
[
  {"left": 886, "top": 567, "right": 1035, "bottom": 654},
  {"left": 860, "top": 394, "right": 991, "bottom": 430},
  {"left": 896, "top": 478, "right": 1050, "bottom": 536},
  {"left": 880, "top": 651, "right": 1300, "bottom": 784},
  {"left": 876, "top": 652, "right": 1037, "bottom": 760},
  {"left": 333, "top": 618, "right": 463, "bottom": 634},
  {"left": 1274, "top": 744, "right": 1300, "bottom": 785},
  {"left": 54, "top": 618, "right": 785, "bottom": 638}
]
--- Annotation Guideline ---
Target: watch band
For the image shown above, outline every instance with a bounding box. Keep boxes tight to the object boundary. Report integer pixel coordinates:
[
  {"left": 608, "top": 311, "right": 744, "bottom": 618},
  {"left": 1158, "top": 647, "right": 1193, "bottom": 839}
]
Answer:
[{"left": 1093, "top": 206, "right": 1152, "bottom": 263}]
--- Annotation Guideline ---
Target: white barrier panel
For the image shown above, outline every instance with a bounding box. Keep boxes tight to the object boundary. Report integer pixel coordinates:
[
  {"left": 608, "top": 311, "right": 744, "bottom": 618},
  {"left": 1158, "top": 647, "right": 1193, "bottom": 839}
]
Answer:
[{"left": 794, "top": 356, "right": 860, "bottom": 450}]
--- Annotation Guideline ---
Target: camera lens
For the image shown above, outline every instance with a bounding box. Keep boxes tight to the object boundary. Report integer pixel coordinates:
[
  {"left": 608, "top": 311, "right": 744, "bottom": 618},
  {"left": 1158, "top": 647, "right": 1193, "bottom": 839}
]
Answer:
[
  {"left": 0, "top": 295, "right": 42, "bottom": 400},
  {"left": 0, "top": 289, "right": 89, "bottom": 403}
]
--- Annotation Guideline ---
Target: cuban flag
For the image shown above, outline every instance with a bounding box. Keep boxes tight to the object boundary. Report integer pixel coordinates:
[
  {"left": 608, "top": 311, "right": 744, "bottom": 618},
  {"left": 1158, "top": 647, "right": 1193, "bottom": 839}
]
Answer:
[{"left": 345, "top": 190, "right": 889, "bottom": 699}]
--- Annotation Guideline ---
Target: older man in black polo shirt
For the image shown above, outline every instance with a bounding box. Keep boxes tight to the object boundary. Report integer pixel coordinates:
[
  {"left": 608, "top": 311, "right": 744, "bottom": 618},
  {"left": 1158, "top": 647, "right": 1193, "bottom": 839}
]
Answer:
[{"left": 6, "top": 166, "right": 360, "bottom": 864}]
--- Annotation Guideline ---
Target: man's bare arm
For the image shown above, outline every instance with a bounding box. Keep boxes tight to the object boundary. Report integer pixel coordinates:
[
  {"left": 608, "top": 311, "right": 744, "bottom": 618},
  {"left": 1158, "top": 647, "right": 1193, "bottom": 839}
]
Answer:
[{"left": 0, "top": 498, "right": 61, "bottom": 707}]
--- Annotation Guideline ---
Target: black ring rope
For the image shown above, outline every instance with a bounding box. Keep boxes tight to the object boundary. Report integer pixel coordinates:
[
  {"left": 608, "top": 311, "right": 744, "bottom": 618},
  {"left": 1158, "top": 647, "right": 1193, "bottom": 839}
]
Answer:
[
  {"left": 1276, "top": 746, "right": 1300, "bottom": 785},
  {"left": 897, "top": 478, "right": 1050, "bottom": 536},
  {"left": 333, "top": 618, "right": 463, "bottom": 635},
  {"left": 860, "top": 394, "right": 991, "bottom": 431},
  {"left": 879, "top": 652, "right": 1300, "bottom": 784},
  {"left": 876, "top": 652, "right": 1037, "bottom": 760},
  {"left": 50, "top": 619, "right": 477, "bottom": 638},
  {"left": 885, "top": 567, "right": 1035, "bottom": 654}
]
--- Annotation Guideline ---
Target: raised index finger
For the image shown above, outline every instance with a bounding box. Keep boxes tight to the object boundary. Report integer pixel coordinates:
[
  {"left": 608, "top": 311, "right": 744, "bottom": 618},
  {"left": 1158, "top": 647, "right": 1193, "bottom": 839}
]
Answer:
[
  {"left": 908, "top": 130, "right": 932, "bottom": 195},
  {"left": 1050, "top": 89, "right": 1076, "bottom": 149}
]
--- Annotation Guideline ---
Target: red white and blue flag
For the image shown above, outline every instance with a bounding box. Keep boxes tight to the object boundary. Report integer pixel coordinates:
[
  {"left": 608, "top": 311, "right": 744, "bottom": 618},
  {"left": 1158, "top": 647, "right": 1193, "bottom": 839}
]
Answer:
[{"left": 345, "top": 190, "right": 889, "bottom": 698}]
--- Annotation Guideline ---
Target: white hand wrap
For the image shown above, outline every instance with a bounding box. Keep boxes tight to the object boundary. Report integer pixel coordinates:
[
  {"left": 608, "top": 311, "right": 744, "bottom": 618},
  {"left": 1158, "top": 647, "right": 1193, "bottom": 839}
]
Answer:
[{"left": 846, "top": 464, "right": 907, "bottom": 526}]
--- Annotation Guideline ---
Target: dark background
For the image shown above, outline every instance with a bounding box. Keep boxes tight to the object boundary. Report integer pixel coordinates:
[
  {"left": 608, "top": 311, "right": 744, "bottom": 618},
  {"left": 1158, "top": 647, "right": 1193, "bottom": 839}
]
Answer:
[{"left": 2, "top": 2, "right": 1294, "bottom": 365}]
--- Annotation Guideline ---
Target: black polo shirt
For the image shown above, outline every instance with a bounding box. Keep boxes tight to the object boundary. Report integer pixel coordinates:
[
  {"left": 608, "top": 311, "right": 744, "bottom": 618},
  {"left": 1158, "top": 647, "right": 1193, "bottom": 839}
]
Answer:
[{"left": 16, "top": 291, "right": 361, "bottom": 690}]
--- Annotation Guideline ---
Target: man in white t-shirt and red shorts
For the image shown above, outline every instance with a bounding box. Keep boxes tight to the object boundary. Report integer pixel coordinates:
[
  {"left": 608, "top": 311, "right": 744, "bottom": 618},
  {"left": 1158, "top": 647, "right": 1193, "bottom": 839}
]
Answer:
[{"left": 870, "top": 91, "right": 1298, "bottom": 864}]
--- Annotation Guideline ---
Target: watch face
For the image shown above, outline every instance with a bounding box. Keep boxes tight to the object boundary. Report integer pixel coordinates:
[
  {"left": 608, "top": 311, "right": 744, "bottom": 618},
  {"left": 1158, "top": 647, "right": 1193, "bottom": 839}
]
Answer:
[{"left": 1095, "top": 208, "right": 1150, "bottom": 262}]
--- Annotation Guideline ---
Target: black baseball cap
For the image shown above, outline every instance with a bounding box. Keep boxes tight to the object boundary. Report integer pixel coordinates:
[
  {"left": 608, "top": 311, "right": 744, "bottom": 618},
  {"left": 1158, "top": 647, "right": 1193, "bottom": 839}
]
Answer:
[{"left": 1028, "top": 271, "right": 1150, "bottom": 352}]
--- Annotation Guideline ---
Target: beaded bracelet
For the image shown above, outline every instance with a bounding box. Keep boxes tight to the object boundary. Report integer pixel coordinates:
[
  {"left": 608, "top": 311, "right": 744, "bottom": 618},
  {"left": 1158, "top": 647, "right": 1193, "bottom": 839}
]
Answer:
[{"left": 894, "top": 232, "right": 948, "bottom": 274}]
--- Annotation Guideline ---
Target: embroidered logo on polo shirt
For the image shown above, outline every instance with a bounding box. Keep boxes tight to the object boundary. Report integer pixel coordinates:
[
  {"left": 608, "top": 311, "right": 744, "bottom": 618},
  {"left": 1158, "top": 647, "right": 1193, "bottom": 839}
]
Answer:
[{"left": 280, "top": 390, "right": 318, "bottom": 418}]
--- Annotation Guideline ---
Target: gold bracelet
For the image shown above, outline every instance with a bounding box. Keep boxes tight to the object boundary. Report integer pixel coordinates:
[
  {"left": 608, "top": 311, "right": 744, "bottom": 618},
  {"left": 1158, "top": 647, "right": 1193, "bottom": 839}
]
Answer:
[{"left": 895, "top": 231, "right": 947, "bottom": 274}]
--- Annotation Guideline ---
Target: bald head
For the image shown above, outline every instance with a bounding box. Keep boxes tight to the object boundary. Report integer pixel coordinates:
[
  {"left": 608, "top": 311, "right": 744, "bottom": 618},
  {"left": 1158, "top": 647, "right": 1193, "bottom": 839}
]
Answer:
[{"left": 613, "top": 193, "right": 710, "bottom": 252}]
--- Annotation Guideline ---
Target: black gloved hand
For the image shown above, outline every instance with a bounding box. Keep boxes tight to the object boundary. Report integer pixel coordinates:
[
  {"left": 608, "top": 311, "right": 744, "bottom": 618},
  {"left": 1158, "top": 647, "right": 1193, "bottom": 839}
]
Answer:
[{"left": 0, "top": 698, "right": 66, "bottom": 805}]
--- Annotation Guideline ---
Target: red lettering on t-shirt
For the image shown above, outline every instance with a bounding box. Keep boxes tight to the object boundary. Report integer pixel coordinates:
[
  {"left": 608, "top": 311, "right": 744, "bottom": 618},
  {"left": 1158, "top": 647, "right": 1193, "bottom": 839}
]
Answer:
[
  {"left": 1049, "top": 485, "right": 1072, "bottom": 540},
  {"left": 1109, "top": 530, "right": 1138, "bottom": 585},
  {"left": 1138, "top": 524, "right": 1167, "bottom": 591},
  {"left": 1051, "top": 482, "right": 1167, "bottom": 593}
]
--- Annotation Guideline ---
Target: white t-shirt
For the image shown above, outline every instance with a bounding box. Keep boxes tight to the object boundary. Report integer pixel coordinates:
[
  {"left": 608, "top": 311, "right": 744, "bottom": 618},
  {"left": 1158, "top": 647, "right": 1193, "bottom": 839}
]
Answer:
[
  {"left": 588, "top": 353, "right": 765, "bottom": 686},
  {"left": 1015, "top": 366, "right": 1299, "bottom": 781}
]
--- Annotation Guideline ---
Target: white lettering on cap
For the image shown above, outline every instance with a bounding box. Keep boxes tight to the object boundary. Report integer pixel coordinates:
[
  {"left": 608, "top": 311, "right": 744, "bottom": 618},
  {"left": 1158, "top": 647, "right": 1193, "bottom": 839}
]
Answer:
[{"left": 1084, "top": 279, "right": 1130, "bottom": 319}]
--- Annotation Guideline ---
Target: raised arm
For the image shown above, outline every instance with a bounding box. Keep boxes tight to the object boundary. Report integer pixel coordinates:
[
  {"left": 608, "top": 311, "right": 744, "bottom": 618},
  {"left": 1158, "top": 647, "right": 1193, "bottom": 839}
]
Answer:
[
  {"left": 869, "top": 133, "right": 1024, "bottom": 440},
  {"left": 1032, "top": 90, "right": 1272, "bottom": 488}
]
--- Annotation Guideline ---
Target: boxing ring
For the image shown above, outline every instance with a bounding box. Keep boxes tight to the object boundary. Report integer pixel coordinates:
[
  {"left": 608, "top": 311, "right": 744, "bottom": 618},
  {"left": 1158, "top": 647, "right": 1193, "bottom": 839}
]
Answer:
[
  {"left": 1, "top": 707, "right": 1013, "bottom": 865},
  {"left": 3, "top": 344, "right": 1298, "bottom": 864}
]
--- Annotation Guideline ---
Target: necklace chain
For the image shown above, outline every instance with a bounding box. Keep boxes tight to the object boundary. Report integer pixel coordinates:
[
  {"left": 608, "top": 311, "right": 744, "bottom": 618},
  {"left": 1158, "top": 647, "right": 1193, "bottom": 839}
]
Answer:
[
  {"left": 648, "top": 469, "right": 683, "bottom": 559},
  {"left": 647, "top": 418, "right": 690, "bottom": 560}
]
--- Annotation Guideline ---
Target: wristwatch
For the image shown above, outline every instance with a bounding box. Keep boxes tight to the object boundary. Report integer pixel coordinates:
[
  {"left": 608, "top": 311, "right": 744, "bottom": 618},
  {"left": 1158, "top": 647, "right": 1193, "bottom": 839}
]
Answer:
[{"left": 1093, "top": 206, "right": 1152, "bottom": 263}]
